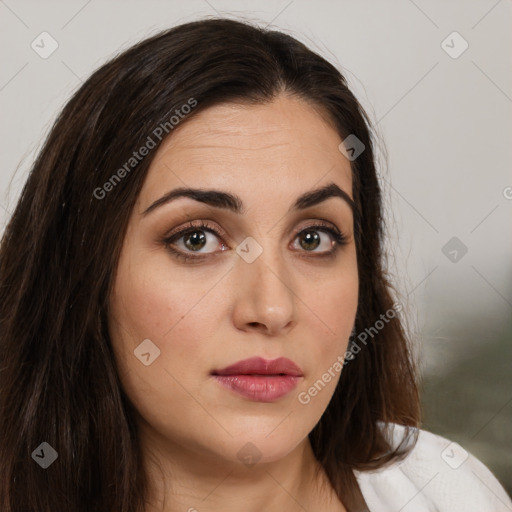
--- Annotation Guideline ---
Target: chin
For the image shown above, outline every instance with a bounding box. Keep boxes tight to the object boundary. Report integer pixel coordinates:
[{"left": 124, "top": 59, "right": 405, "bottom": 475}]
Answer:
[{"left": 215, "top": 428, "right": 307, "bottom": 467}]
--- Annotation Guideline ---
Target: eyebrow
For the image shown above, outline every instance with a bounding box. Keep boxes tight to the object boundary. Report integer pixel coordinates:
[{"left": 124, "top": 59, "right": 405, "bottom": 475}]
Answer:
[{"left": 141, "top": 181, "right": 354, "bottom": 217}]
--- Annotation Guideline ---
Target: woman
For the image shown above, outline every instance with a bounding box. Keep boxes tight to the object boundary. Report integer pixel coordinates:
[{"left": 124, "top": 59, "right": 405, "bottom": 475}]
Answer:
[{"left": 0, "top": 18, "right": 510, "bottom": 512}]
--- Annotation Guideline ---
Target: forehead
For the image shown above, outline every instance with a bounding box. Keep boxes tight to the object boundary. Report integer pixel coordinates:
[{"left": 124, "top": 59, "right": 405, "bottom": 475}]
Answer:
[{"left": 140, "top": 95, "right": 353, "bottom": 209}]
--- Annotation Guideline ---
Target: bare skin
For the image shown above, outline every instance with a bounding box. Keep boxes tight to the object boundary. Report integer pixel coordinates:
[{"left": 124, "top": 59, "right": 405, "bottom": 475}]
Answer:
[{"left": 109, "top": 94, "right": 358, "bottom": 511}]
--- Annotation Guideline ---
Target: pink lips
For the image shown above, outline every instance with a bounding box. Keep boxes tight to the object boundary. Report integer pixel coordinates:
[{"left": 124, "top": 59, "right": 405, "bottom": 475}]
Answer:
[{"left": 211, "top": 356, "right": 303, "bottom": 402}]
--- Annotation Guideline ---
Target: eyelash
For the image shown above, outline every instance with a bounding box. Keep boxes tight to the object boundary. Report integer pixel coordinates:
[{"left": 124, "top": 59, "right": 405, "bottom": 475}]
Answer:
[{"left": 162, "top": 220, "right": 347, "bottom": 263}]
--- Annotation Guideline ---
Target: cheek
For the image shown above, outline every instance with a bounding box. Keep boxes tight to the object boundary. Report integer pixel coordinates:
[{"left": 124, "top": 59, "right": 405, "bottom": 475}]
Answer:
[
  {"left": 110, "top": 252, "right": 212, "bottom": 353},
  {"left": 299, "top": 261, "right": 358, "bottom": 382},
  {"left": 107, "top": 252, "right": 217, "bottom": 436},
  {"left": 108, "top": 245, "right": 231, "bottom": 415},
  {"left": 318, "top": 274, "right": 358, "bottom": 327},
  {"left": 307, "top": 259, "right": 358, "bottom": 341}
]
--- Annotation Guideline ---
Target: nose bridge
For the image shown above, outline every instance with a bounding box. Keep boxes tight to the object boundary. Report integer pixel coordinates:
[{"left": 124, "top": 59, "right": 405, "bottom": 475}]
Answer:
[{"left": 233, "top": 233, "right": 296, "bottom": 332}]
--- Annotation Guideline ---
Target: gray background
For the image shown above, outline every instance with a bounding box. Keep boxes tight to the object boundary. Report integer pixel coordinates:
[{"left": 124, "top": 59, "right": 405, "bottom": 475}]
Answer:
[{"left": 1, "top": 0, "right": 511, "bottom": 495}]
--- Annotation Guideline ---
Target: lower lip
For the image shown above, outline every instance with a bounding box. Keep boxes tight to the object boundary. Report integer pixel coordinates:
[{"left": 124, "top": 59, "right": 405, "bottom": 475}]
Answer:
[{"left": 213, "top": 375, "right": 301, "bottom": 402}]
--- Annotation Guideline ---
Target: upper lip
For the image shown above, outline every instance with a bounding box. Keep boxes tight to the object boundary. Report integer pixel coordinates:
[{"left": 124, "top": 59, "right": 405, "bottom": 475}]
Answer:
[{"left": 212, "top": 357, "right": 303, "bottom": 377}]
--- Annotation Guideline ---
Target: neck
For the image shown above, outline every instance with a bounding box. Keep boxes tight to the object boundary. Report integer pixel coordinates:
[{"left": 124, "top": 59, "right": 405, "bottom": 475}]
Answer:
[{"left": 139, "top": 421, "right": 345, "bottom": 512}]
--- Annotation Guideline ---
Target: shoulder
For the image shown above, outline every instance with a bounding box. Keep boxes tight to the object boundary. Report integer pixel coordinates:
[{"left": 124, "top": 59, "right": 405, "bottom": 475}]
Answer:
[{"left": 354, "top": 423, "right": 512, "bottom": 512}]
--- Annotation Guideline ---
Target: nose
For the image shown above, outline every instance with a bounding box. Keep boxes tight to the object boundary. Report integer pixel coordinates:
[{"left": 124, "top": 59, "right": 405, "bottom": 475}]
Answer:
[{"left": 231, "top": 245, "right": 297, "bottom": 336}]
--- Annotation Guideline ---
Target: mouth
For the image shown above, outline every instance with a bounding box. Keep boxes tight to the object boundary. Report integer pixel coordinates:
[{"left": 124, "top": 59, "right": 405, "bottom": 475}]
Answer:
[{"left": 211, "top": 357, "right": 303, "bottom": 402}]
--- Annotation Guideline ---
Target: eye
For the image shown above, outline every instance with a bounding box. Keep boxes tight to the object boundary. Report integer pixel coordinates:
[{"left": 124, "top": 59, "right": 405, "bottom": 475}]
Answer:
[
  {"left": 294, "top": 223, "right": 347, "bottom": 258},
  {"left": 162, "top": 221, "right": 227, "bottom": 262},
  {"left": 162, "top": 220, "right": 347, "bottom": 262},
  {"left": 292, "top": 225, "right": 346, "bottom": 254}
]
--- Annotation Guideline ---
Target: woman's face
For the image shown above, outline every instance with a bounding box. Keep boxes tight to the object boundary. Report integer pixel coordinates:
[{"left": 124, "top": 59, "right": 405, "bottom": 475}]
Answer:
[{"left": 109, "top": 94, "right": 358, "bottom": 466}]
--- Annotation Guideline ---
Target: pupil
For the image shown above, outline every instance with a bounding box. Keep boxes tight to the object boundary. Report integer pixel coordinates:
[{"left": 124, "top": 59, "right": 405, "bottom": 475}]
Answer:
[
  {"left": 185, "top": 231, "right": 206, "bottom": 251},
  {"left": 301, "top": 231, "right": 319, "bottom": 251}
]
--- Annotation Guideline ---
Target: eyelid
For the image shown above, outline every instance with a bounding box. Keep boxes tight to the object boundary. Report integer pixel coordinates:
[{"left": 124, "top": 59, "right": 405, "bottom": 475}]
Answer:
[
  {"left": 164, "top": 219, "right": 228, "bottom": 242},
  {"left": 293, "top": 219, "right": 341, "bottom": 236}
]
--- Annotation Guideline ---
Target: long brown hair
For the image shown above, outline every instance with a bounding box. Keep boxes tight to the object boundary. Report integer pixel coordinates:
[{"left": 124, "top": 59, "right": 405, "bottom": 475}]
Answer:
[{"left": 0, "top": 18, "right": 420, "bottom": 512}]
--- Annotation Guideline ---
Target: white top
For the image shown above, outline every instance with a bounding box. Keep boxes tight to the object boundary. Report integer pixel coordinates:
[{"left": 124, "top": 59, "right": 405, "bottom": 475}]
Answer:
[{"left": 355, "top": 424, "right": 512, "bottom": 512}]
